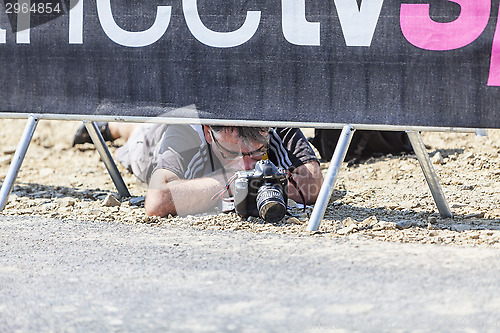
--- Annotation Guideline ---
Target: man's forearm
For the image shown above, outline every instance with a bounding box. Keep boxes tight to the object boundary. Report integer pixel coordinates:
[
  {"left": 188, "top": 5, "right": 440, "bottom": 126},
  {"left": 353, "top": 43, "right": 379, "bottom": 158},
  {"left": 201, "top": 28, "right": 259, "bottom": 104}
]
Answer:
[
  {"left": 145, "top": 169, "right": 230, "bottom": 217},
  {"left": 287, "top": 162, "right": 323, "bottom": 205}
]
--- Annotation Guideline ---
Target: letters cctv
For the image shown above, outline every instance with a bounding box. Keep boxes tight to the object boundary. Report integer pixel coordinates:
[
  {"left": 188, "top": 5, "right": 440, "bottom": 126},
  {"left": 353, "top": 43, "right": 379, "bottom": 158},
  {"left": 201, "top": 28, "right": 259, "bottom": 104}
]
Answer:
[{"left": 1, "top": 0, "right": 500, "bottom": 85}]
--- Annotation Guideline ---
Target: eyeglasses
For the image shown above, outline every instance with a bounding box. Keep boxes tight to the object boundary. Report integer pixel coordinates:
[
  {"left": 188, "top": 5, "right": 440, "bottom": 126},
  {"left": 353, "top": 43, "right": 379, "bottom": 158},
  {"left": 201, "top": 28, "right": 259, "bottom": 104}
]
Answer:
[{"left": 209, "top": 129, "right": 268, "bottom": 161}]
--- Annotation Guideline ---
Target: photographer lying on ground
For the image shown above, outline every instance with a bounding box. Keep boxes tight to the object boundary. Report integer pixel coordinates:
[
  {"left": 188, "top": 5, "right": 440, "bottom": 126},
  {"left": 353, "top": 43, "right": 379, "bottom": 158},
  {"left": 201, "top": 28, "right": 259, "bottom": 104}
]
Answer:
[{"left": 73, "top": 123, "right": 323, "bottom": 217}]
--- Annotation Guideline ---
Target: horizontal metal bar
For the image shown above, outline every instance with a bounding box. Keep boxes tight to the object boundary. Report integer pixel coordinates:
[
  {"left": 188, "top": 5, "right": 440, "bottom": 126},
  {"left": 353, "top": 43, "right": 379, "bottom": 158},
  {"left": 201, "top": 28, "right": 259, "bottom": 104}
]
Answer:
[{"left": 0, "top": 112, "right": 485, "bottom": 133}]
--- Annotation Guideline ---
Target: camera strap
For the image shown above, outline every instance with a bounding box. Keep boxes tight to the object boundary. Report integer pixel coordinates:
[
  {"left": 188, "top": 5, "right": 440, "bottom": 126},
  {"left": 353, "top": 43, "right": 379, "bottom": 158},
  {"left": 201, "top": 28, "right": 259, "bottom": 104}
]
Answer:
[
  {"left": 286, "top": 171, "right": 306, "bottom": 212},
  {"left": 207, "top": 143, "right": 216, "bottom": 173},
  {"left": 207, "top": 143, "right": 236, "bottom": 202}
]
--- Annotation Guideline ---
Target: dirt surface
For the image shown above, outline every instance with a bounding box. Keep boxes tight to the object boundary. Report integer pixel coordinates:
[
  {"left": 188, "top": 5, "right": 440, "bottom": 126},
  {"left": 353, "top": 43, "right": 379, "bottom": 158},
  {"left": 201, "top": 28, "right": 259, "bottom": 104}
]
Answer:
[{"left": 0, "top": 119, "right": 499, "bottom": 247}]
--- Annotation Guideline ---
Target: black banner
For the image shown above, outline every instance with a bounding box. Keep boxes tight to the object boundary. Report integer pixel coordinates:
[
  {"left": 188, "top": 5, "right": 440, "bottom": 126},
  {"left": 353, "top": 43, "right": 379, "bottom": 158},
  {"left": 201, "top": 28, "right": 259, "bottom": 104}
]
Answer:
[{"left": 0, "top": 0, "right": 499, "bottom": 128}]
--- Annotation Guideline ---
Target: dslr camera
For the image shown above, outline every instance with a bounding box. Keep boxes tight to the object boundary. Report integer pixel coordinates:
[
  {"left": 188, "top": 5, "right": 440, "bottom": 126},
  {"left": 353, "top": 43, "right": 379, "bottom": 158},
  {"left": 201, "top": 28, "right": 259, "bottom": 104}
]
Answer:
[{"left": 234, "top": 160, "right": 288, "bottom": 223}]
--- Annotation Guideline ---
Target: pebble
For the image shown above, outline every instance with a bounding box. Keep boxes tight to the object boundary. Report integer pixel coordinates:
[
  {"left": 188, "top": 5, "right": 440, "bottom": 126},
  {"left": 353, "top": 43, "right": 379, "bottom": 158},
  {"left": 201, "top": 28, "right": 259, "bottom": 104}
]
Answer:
[
  {"left": 361, "top": 216, "right": 378, "bottom": 228},
  {"left": 337, "top": 225, "right": 357, "bottom": 235},
  {"left": 469, "top": 232, "right": 481, "bottom": 240},
  {"left": 2, "top": 147, "right": 17, "bottom": 155},
  {"left": 463, "top": 151, "right": 474, "bottom": 159},
  {"left": 297, "top": 212, "right": 309, "bottom": 221},
  {"left": 59, "top": 197, "right": 75, "bottom": 207},
  {"left": 400, "top": 201, "right": 414, "bottom": 210},
  {"left": 396, "top": 220, "right": 414, "bottom": 229},
  {"left": 102, "top": 194, "right": 121, "bottom": 207},
  {"left": 286, "top": 217, "right": 301, "bottom": 224},
  {"left": 385, "top": 203, "right": 399, "bottom": 210},
  {"left": 119, "top": 205, "right": 131, "bottom": 213},
  {"left": 450, "top": 202, "right": 468, "bottom": 208},
  {"left": 372, "top": 221, "right": 398, "bottom": 231},
  {"left": 432, "top": 152, "right": 444, "bottom": 164},
  {"left": 464, "top": 212, "right": 485, "bottom": 218},
  {"left": 342, "top": 217, "right": 358, "bottom": 227},
  {"left": 428, "top": 216, "right": 437, "bottom": 224},
  {"left": 247, "top": 216, "right": 260, "bottom": 223}
]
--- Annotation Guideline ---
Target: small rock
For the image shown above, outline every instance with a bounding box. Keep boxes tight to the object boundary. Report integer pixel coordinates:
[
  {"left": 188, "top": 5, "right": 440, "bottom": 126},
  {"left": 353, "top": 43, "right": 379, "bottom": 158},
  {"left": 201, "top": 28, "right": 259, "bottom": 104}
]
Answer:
[
  {"left": 287, "top": 199, "right": 297, "bottom": 208},
  {"left": 286, "top": 217, "right": 301, "bottom": 224},
  {"left": 372, "top": 221, "right": 398, "bottom": 231},
  {"left": 337, "top": 225, "right": 357, "bottom": 235},
  {"left": 342, "top": 217, "right": 358, "bottom": 227},
  {"left": 396, "top": 220, "right": 414, "bottom": 229},
  {"left": 119, "top": 205, "right": 131, "bottom": 213},
  {"left": 428, "top": 216, "right": 437, "bottom": 224},
  {"left": 463, "top": 152, "right": 474, "bottom": 159},
  {"left": 247, "top": 216, "right": 259, "bottom": 223},
  {"left": 298, "top": 212, "right": 309, "bottom": 221},
  {"left": 102, "top": 194, "right": 121, "bottom": 207},
  {"left": 141, "top": 216, "right": 160, "bottom": 224},
  {"left": 464, "top": 212, "right": 485, "bottom": 218},
  {"left": 450, "top": 202, "right": 467, "bottom": 209},
  {"left": 42, "top": 203, "right": 58, "bottom": 211},
  {"left": 0, "top": 156, "right": 11, "bottom": 165},
  {"left": 400, "top": 201, "right": 414, "bottom": 210},
  {"left": 469, "top": 232, "right": 480, "bottom": 240},
  {"left": 2, "top": 147, "right": 17, "bottom": 155},
  {"left": 80, "top": 190, "right": 96, "bottom": 199},
  {"left": 361, "top": 216, "right": 378, "bottom": 228},
  {"left": 60, "top": 197, "right": 75, "bottom": 207},
  {"left": 427, "top": 223, "right": 438, "bottom": 230},
  {"left": 432, "top": 152, "right": 444, "bottom": 164}
]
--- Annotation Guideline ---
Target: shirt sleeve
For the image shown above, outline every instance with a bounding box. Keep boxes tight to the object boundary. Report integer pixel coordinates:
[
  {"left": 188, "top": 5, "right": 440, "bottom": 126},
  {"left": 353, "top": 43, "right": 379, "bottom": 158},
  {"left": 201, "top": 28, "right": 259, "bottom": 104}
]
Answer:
[
  {"left": 270, "top": 128, "right": 319, "bottom": 171},
  {"left": 153, "top": 125, "right": 204, "bottom": 180}
]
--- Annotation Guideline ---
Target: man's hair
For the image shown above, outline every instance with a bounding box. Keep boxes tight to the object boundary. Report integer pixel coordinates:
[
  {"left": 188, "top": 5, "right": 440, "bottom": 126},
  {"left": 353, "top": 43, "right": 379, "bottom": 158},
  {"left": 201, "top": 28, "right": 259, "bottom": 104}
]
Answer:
[{"left": 209, "top": 126, "right": 270, "bottom": 145}]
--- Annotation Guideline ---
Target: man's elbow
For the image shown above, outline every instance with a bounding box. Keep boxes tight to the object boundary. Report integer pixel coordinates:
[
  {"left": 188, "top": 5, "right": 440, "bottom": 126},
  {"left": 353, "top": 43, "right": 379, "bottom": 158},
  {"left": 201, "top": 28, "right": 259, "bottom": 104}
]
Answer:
[{"left": 144, "top": 190, "right": 176, "bottom": 217}]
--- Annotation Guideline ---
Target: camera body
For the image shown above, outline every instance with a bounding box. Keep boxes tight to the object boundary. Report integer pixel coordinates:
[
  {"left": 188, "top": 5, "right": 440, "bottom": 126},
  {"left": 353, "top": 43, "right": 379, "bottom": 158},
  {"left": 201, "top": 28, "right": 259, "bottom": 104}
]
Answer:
[{"left": 234, "top": 160, "right": 288, "bottom": 223}]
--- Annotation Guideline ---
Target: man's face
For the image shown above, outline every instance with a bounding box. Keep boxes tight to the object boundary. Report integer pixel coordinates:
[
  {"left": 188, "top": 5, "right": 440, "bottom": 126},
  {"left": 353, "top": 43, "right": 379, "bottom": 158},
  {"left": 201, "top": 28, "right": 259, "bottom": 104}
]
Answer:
[{"left": 204, "top": 127, "right": 268, "bottom": 172}]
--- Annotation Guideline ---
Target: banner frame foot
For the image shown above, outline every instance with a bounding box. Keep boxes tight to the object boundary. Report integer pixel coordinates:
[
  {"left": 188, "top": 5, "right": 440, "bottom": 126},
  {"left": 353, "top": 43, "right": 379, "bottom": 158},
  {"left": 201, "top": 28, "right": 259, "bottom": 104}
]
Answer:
[
  {"left": 84, "top": 121, "right": 131, "bottom": 198},
  {"left": 306, "top": 124, "right": 355, "bottom": 231},
  {"left": 406, "top": 130, "right": 452, "bottom": 218},
  {"left": 0, "top": 114, "right": 39, "bottom": 211}
]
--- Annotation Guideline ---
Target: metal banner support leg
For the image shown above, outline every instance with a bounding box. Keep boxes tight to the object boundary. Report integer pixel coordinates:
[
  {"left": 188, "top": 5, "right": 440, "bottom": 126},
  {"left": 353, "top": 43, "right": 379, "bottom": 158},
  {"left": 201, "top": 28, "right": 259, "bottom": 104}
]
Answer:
[
  {"left": 307, "top": 124, "right": 355, "bottom": 231},
  {"left": 0, "top": 115, "right": 39, "bottom": 211},
  {"left": 84, "top": 121, "right": 131, "bottom": 198},
  {"left": 406, "top": 131, "right": 452, "bottom": 218}
]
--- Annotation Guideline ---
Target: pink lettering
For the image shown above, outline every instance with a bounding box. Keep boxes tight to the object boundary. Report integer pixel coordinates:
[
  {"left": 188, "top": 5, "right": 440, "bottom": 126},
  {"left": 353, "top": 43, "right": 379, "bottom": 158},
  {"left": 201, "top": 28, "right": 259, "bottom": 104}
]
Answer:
[
  {"left": 488, "top": 7, "right": 500, "bottom": 86},
  {"left": 400, "top": 0, "right": 490, "bottom": 51}
]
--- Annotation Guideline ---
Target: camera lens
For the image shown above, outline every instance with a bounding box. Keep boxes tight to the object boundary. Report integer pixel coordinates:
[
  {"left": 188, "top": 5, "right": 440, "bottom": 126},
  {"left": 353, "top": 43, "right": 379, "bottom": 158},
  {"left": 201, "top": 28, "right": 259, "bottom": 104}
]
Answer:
[{"left": 256, "top": 185, "right": 286, "bottom": 223}]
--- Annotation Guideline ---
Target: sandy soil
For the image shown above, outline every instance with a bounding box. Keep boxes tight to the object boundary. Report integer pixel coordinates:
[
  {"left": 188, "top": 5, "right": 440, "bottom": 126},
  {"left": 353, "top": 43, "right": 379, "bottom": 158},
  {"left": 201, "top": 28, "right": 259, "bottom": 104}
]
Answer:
[{"left": 0, "top": 119, "right": 499, "bottom": 247}]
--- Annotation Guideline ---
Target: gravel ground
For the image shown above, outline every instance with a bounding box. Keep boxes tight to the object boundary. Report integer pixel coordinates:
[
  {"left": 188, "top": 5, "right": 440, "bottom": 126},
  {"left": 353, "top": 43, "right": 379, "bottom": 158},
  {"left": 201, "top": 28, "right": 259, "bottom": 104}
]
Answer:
[{"left": 0, "top": 119, "right": 499, "bottom": 247}]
